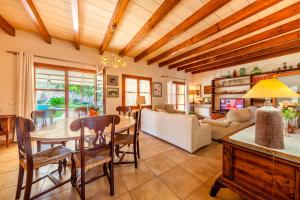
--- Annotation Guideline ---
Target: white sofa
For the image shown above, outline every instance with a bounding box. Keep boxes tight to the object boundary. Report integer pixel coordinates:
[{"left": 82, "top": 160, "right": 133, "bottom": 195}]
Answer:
[
  {"left": 141, "top": 108, "right": 211, "bottom": 153},
  {"left": 202, "top": 106, "right": 257, "bottom": 140}
]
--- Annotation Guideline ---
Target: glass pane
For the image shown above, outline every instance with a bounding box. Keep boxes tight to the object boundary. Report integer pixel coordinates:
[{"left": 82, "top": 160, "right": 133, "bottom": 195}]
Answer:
[
  {"left": 178, "top": 84, "right": 185, "bottom": 94},
  {"left": 68, "top": 71, "right": 95, "bottom": 116},
  {"left": 126, "top": 93, "right": 137, "bottom": 106},
  {"left": 36, "top": 91, "right": 65, "bottom": 119},
  {"left": 139, "top": 80, "right": 150, "bottom": 93},
  {"left": 126, "top": 78, "right": 138, "bottom": 93},
  {"left": 177, "top": 105, "right": 185, "bottom": 111},
  {"left": 178, "top": 95, "right": 185, "bottom": 105},
  {"left": 35, "top": 68, "right": 65, "bottom": 90}
]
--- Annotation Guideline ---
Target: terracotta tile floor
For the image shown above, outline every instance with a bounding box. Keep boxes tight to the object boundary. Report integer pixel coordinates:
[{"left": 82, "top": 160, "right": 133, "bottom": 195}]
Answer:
[{"left": 0, "top": 132, "right": 245, "bottom": 200}]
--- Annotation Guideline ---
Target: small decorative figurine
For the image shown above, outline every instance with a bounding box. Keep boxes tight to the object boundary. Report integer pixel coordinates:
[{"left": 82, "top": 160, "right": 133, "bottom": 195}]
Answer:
[
  {"left": 282, "top": 62, "right": 288, "bottom": 70},
  {"left": 233, "top": 70, "right": 237, "bottom": 77},
  {"left": 239, "top": 67, "right": 246, "bottom": 76}
]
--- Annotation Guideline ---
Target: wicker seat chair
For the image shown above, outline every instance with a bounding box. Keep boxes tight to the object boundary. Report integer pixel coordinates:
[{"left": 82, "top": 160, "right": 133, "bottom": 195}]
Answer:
[
  {"left": 15, "top": 116, "right": 72, "bottom": 200},
  {"left": 114, "top": 109, "right": 141, "bottom": 168},
  {"left": 70, "top": 115, "right": 120, "bottom": 199}
]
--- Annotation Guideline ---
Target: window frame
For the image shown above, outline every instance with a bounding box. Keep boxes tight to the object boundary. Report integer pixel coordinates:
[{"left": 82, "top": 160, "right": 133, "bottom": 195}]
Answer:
[
  {"left": 34, "top": 62, "right": 105, "bottom": 117},
  {"left": 173, "top": 81, "right": 185, "bottom": 111},
  {"left": 122, "top": 74, "right": 152, "bottom": 109}
]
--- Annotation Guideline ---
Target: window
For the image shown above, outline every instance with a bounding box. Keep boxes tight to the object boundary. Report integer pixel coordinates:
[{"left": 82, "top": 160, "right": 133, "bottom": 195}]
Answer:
[
  {"left": 122, "top": 74, "right": 152, "bottom": 107},
  {"left": 34, "top": 63, "right": 104, "bottom": 118},
  {"left": 173, "top": 81, "right": 185, "bottom": 111}
]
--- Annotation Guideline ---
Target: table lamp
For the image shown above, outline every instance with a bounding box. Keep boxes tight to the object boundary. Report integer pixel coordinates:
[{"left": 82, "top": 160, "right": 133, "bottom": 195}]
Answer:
[
  {"left": 243, "top": 78, "right": 300, "bottom": 149},
  {"left": 136, "top": 96, "right": 146, "bottom": 109},
  {"left": 189, "top": 89, "right": 197, "bottom": 103}
]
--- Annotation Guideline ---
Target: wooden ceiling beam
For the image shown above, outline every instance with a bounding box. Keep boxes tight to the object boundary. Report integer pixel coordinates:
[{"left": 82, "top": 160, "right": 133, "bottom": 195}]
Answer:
[
  {"left": 119, "top": 0, "right": 181, "bottom": 57},
  {"left": 0, "top": 15, "right": 15, "bottom": 36},
  {"left": 20, "top": 0, "right": 51, "bottom": 44},
  {"left": 189, "top": 39, "right": 300, "bottom": 74},
  {"left": 71, "top": 0, "right": 80, "bottom": 50},
  {"left": 181, "top": 29, "right": 300, "bottom": 72},
  {"left": 171, "top": 19, "right": 300, "bottom": 70},
  {"left": 134, "top": 0, "right": 231, "bottom": 62},
  {"left": 99, "top": 0, "right": 129, "bottom": 55},
  {"left": 159, "top": 1, "right": 300, "bottom": 67},
  {"left": 191, "top": 46, "right": 300, "bottom": 74},
  {"left": 148, "top": 0, "right": 281, "bottom": 65}
]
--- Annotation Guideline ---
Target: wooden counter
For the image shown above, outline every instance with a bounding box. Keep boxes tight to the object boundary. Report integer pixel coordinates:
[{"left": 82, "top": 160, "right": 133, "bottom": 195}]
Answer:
[{"left": 210, "top": 126, "right": 300, "bottom": 200}]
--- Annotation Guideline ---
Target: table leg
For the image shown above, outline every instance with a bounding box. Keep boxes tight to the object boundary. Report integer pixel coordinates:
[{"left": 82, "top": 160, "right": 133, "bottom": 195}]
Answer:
[{"left": 209, "top": 178, "right": 224, "bottom": 197}]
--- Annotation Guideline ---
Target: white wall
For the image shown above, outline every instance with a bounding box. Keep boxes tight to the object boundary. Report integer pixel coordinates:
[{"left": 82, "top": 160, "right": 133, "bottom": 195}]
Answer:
[{"left": 0, "top": 29, "right": 190, "bottom": 115}]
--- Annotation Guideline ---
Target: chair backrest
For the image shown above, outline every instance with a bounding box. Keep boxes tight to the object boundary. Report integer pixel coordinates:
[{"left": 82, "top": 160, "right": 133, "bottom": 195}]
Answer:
[
  {"left": 70, "top": 115, "right": 120, "bottom": 168},
  {"left": 15, "top": 117, "right": 35, "bottom": 168},
  {"left": 116, "top": 106, "right": 132, "bottom": 116},
  {"left": 133, "top": 110, "right": 141, "bottom": 137},
  {"left": 74, "top": 106, "right": 88, "bottom": 118}
]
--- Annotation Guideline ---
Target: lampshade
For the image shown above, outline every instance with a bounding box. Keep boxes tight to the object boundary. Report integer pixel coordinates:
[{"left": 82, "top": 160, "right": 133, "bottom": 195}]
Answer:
[
  {"left": 243, "top": 78, "right": 300, "bottom": 98},
  {"left": 136, "top": 96, "right": 146, "bottom": 105},
  {"left": 189, "top": 89, "right": 197, "bottom": 95}
]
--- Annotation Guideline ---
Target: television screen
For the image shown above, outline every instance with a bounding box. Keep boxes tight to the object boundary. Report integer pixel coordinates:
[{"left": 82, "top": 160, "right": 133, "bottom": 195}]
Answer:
[{"left": 220, "top": 98, "right": 244, "bottom": 111}]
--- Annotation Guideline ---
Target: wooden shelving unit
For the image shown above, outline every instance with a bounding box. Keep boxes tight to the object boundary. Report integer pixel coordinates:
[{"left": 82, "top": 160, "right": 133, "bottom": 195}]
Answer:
[{"left": 211, "top": 68, "right": 300, "bottom": 112}]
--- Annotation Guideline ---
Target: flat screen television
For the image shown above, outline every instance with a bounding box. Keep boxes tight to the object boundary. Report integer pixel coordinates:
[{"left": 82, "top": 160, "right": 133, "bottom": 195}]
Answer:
[{"left": 220, "top": 98, "right": 245, "bottom": 111}]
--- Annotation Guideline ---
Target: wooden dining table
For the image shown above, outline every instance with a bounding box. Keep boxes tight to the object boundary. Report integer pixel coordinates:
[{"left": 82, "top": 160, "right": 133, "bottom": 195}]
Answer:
[{"left": 31, "top": 115, "right": 136, "bottom": 143}]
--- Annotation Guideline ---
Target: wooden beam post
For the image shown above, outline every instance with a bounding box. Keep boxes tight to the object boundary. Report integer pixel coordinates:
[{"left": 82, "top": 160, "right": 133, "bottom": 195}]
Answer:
[
  {"left": 99, "top": 0, "right": 129, "bottom": 55},
  {"left": 20, "top": 0, "right": 51, "bottom": 44},
  {"left": 134, "top": 0, "right": 231, "bottom": 62},
  {"left": 0, "top": 15, "right": 15, "bottom": 36},
  {"left": 71, "top": 0, "right": 80, "bottom": 50}
]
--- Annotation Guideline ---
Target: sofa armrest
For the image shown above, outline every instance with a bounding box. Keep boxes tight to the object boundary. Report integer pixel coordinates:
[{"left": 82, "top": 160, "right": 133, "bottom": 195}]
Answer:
[{"left": 202, "top": 118, "right": 230, "bottom": 127}]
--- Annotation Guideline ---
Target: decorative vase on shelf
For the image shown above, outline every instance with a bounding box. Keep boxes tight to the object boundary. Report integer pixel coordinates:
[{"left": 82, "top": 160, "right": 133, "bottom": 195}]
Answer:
[
  {"left": 239, "top": 67, "right": 246, "bottom": 76},
  {"left": 282, "top": 62, "right": 288, "bottom": 70},
  {"left": 233, "top": 70, "right": 237, "bottom": 77},
  {"left": 251, "top": 67, "right": 262, "bottom": 75},
  {"left": 226, "top": 71, "right": 231, "bottom": 78},
  {"left": 297, "top": 62, "right": 300, "bottom": 69}
]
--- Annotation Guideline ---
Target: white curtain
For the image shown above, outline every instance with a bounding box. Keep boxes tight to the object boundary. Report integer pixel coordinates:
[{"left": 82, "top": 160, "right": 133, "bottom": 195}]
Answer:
[
  {"left": 167, "top": 77, "right": 175, "bottom": 105},
  {"left": 16, "top": 52, "right": 34, "bottom": 118},
  {"left": 185, "top": 79, "right": 190, "bottom": 113}
]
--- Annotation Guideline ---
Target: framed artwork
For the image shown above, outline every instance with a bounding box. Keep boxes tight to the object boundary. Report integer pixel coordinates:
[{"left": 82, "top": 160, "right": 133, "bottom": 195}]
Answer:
[
  {"left": 196, "top": 85, "right": 201, "bottom": 97},
  {"left": 107, "top": 87, "right": 119, "bottom": 98},
  {"left": 204, "top": 86, "right": 212, "bottom": 94},
  {"left": 107, "top": 75, "right": 119, "bottom": 86},
  {"left": 153, "top": 82, "right": 162, "bottom": 97}
]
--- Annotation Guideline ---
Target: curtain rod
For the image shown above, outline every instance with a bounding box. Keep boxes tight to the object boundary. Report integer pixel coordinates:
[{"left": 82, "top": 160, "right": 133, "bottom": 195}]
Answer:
[
  {"left": 161, "top": 75, "right": 187, "bottom": 81},
  {"left": 6, "top": 50, "right": 97, "bottom": 67}
]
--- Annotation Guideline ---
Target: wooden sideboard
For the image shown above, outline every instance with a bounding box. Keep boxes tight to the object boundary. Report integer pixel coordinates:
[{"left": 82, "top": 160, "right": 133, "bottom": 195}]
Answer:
[
  {"left": 210, "top": 126, "right": 300, "bottom": 200},
  {"left": 0, "top": 115, "right": 15, "bottom": 147}
]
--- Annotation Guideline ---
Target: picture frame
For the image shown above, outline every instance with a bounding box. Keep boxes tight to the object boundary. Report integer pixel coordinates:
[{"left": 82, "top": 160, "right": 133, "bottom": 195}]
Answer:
[
  {"left": 107, "top": 75, "right": 119, "bottom": 86},
  {"left": 196, "top": 85, "right": 201, "bottom": 97},
  {"left": 153, "top": 82, "right": 162, "bottom": 97},
  {"left": 204, "top": 86, "right": 212, "bottom": 94},
  {"left": 107, "top": 87, "right": 119, "bottom": 98}
]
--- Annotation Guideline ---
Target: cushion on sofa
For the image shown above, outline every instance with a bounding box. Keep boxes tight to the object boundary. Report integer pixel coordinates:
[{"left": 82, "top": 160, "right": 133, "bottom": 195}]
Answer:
[
  {"left": 156, "top": 108, "right": 167, "bottom": 113},
  {"left": 226, "top": 108, "right": 251, "bottom": 123},
  {"left": 202, "top": 118, "right": 230, "bottom": 127},
  {"left": 165, "top": 104, "right": 175, "bottom": 113}
]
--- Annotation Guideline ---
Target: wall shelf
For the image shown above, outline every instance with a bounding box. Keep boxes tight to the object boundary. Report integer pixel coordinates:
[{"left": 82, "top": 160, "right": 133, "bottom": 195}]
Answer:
[{"left": 213, "top": 83, "right": 250, "bottom": 88}]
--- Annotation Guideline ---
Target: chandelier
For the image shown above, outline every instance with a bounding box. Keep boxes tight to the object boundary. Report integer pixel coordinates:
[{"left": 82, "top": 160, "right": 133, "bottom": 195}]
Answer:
[{"left": 102, "top": 24, "right": 127, "bottom": 69}]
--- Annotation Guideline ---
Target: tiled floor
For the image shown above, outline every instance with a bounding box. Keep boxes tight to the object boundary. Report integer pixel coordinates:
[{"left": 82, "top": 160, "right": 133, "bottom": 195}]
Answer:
[{"left": 0, "top": 132, "right": 244, "bottom": 200}]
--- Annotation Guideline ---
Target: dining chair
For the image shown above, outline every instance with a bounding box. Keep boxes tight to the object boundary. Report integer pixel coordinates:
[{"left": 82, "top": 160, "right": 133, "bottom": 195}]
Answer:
[
  {"left": 74, "top": 106, "right": 88, "bottom": 118},
  {"left": 70, "top": 115, "right": 120, "bottom": 199},
  {"left": 116, "top": 106, "right": 132, "bottom": 116},
  {"left": 114, "top": 109, "right": 141, "bottom": 168},
  {"left": 31, "top": 110, "right": 67, "bottom": 153},
  {"left": 15, "top": 116, "right": 72, "bottom": 200}
]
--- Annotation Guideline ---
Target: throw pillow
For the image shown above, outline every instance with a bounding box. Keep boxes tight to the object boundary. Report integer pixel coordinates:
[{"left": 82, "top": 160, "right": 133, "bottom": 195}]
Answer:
[
  {"left": 156, "top": 108, "right": 167, "bottom": 113},
  {"left": 165, "top": 104, "right": 175, "bottom": 113}
]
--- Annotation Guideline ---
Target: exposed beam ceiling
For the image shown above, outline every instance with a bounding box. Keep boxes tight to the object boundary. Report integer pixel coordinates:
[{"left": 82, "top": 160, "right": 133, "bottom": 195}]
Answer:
[
  {"left": 119, "top": 0, "right": 181, "bottom": 57},
  {"left": 0, "top": 15, "right": 15, "bottom": 36},
  {"left": 159, "top": 1, "right": 300, "bottom": 67},
  {"left": 134, "top": 0, "right": 231, "bottom": 62},
  {"left": 171, "top": 19, "right": 300, "bottom": 70},
  {"left": 99, "top": 0, "right": 129, "bottom": 55},
  {"left": 148, "top": 0, "right": 281, "bottom": 65},
  {"left": 20, "top": 0, "right": 51, "bottom": 44},
  {"left": 71, "top": 0, "right": 80, "bottom": 50},
  {"left": 186, "top": 31, "right": 300, "bottom": 73},
  {"left": 192, "top": 46, "right": 300, "bottom": 74}
]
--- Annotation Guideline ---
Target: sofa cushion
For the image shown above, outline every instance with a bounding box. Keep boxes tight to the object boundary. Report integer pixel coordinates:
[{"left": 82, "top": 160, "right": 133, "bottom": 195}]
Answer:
[
  {"left": 165, "top": 104, "right": 175, "bottom": 113},
  {"left": 156, "top": 108, "right": 167, "bottom": 113},
  {"left": 226, "top": 108, "right": 251, "bottom": 123},
  {"left": 202, "top": 118, "right": 230, "bottom": 127},
  {"left": 152, "top": 104, "right": 165, "bottom": 111}
]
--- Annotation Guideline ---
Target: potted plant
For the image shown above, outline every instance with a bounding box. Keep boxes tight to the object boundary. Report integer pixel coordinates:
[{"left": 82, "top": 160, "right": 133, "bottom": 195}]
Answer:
[{"left": 282, "top": 107, "right": 298, "bottom": 134}]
